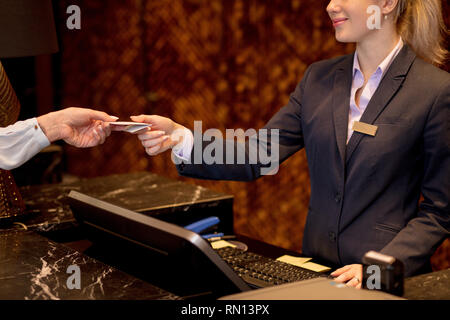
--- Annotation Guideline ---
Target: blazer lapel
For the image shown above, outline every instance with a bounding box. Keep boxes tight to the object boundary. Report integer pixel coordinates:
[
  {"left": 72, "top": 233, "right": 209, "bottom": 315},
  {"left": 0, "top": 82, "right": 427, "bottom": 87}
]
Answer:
[
  {"left": 332, "top": 54, "right": 354, "bottom": 166},
  {"left": 345, "top": 45, "right": 416, "bottom": 163}
]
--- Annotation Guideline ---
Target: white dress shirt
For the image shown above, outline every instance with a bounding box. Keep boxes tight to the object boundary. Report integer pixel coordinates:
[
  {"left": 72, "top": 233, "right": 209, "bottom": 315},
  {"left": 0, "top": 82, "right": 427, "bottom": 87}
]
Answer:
[
  {"left": 348, "top": 38, "right": 403, "bottom": 143},
  {"left": 173, "top": 38, "right": 404, "bottom": 161},
  {"left": 0, "top": 118, "right": 50, "bottom": 170}
]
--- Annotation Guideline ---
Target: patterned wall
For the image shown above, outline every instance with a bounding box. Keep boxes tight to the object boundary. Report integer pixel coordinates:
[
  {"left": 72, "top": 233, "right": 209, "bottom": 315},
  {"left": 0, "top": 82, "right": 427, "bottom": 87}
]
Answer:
[{"left": 55, "top": 0, "right": 449, "bottom": 270}]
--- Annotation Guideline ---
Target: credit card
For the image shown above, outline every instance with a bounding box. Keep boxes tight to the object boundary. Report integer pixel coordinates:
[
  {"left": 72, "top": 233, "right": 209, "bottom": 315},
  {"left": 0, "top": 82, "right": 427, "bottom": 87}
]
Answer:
[{"left": 109, "top": 121, "right": 152, "bottom": 133}]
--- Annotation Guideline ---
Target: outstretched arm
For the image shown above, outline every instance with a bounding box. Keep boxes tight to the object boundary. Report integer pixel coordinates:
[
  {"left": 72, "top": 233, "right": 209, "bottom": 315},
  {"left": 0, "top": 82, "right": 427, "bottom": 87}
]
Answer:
[
  {"left": 0, "top": 107, "right": 117, "bottom": 170},
  {"left": 37, "top": 107, "right": 117, "bottom": 147}
]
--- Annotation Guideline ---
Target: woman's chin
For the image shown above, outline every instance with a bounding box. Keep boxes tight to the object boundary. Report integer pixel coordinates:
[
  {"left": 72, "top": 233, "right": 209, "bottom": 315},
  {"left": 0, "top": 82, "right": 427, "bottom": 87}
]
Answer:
[{"left": 334, "top": 33, "right": 357, "bottom": 43}]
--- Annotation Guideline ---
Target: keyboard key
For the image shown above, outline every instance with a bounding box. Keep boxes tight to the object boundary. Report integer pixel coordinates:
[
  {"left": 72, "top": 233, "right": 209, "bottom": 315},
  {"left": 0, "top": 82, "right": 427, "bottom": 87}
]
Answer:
[{"left": 215, "top": 246, "right": 325, "bottom": 288}]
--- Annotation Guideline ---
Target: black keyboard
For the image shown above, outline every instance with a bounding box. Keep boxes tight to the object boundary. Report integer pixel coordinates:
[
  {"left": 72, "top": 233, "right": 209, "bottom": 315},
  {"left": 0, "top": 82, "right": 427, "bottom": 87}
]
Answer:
[{"left": 215, "top": 246, "right": 328, "bottom": 288}]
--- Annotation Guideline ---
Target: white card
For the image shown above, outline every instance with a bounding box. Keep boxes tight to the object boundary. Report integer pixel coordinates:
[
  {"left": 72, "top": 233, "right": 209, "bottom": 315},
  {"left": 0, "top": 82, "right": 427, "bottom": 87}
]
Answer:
[{"left": 109, "top": 121, "right": 152, "bottom": 133}]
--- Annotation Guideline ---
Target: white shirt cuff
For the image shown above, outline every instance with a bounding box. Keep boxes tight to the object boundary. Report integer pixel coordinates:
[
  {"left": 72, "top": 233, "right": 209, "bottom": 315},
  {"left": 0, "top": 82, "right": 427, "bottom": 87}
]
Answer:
[
  {"left": 171, "top": 127, "right": 193, "bottom": 163},
  {"left": 0, "top": 118, "right": 50, "bottom": 170},
  {"left": 31, "top": 118, "right": 52, "bottom": 148}
]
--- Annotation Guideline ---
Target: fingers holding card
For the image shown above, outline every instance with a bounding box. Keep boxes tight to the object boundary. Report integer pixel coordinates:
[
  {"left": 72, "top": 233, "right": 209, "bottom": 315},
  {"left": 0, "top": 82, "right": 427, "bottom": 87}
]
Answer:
[{"left": 109, "top": 121, "right": 152, "bottom": 133}]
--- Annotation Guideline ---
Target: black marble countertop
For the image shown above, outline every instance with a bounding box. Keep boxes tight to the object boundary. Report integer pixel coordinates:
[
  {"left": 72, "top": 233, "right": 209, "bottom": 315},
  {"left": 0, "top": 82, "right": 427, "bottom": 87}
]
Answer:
[
  {"left": 0, "top": 172, "right": 235, "bottom": 301},
  {"left": 0, "top": 229, "right": 180, "bottom": 300},
  {"left": 403, "top": 268, "right": 450, "bottom": 300},
  {"left": 1, "top": 172, "right": 448, "bottom": 301},
  {"left": 14, "top": 172, "right": 233, "bottom": 233}
]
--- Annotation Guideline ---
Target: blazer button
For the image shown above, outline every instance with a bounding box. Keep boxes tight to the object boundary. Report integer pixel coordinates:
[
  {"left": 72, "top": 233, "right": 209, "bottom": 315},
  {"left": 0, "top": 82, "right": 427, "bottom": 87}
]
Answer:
[
  {"left": 328, "top": 232, "right": 336, "bottom": 243},
  {"left": 334, "top": 193, "right": 341, "bottom": 203}
]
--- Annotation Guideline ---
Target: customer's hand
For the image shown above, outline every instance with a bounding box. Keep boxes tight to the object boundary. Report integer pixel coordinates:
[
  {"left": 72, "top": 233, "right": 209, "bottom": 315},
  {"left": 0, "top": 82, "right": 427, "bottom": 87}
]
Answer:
[
  {"left": 331, "top": 264, "right": 363, "bottom": 289},
  {"left": 37, "top": 107, "right": 118, "bottom": 147},
  {"left": 129, "top": 115, "right": 186, "bottom": 156}
]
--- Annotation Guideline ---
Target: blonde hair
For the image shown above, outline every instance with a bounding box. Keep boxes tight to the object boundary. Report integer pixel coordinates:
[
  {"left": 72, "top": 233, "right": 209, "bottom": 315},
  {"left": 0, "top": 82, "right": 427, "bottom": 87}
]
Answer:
[{"left": 395, "top": 0, "right": 448, "bottom": 66}]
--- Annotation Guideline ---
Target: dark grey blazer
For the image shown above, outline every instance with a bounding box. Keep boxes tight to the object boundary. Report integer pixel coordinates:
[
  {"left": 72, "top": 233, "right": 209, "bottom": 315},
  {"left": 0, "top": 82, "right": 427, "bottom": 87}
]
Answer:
[{"left": 176, "top": 45, "right": 450, "bottom": 277}]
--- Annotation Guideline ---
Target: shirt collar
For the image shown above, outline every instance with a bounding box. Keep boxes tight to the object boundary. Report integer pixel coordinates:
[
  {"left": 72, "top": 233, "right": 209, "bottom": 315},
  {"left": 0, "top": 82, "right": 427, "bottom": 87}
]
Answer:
[{"left": 353, "top": 37, "right": 403, "bottom": 78}]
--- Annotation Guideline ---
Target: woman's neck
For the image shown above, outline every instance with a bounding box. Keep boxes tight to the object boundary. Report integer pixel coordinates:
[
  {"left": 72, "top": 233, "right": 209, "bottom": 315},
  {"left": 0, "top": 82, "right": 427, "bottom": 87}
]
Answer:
[{"left": 356, "top": 29, "right": 401, "bottom": 79}]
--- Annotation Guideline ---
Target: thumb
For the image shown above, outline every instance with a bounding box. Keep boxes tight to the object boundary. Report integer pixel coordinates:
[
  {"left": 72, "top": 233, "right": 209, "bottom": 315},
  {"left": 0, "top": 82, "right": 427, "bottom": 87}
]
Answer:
[
  {"left": 89, "top": 110, "right": 119, "bottom": 122},
  {"left": 130, "top": 115, "right": 157, "bottom": 124}
]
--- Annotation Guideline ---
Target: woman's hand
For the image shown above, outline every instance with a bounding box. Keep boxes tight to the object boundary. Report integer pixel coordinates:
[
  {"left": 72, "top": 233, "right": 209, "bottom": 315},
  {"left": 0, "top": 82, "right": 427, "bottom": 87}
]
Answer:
[
  {"left": 129, "top": 115, "right": 186, "bottom": 156},
  {"left": 331, "top": 264, "right": 363, "bottom": 289},
  {"left": 37, "top": 107, "right": 117, "bottom": 147}
]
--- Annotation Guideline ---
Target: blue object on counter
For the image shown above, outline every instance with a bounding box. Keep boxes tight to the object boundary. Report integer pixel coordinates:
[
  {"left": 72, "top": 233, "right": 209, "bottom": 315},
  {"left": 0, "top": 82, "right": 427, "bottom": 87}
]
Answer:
[
  {"left": 201, "top": 233, "right": 224, "bottom": 240},
  {"left": 184, "top": 216, "right": 220, "bottom": 234}
]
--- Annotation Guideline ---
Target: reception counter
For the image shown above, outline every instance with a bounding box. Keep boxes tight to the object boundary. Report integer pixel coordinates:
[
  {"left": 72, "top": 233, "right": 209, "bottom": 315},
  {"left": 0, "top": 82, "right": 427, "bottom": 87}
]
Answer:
[
  {"left": 0, "top": 172, "right": 448, "bottom": 300},
  {"left": 0, "top": 229, "right": 180, "bottom": 300}
]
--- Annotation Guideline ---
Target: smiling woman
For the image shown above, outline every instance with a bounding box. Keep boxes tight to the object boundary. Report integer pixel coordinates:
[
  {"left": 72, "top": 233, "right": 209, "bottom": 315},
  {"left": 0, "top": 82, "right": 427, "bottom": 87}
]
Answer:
[
  {"left": 124, "top": 0, "right": 449, "bottom": 288},
  {"left": 328, "top": 0, "right": 448, "bottom": 66}
]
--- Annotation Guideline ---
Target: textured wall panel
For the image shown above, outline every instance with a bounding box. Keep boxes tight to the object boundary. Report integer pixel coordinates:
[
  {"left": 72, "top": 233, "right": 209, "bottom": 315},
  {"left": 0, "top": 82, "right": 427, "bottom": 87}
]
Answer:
[{"left": 56, "top": 0, "right": 448, "bottom": 270}]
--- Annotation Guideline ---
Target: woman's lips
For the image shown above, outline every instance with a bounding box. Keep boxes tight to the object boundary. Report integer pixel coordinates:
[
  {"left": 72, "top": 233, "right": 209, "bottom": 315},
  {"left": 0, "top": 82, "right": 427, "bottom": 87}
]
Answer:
[{"left": 332, "top": 18, "right": 348, "bottom": 28}]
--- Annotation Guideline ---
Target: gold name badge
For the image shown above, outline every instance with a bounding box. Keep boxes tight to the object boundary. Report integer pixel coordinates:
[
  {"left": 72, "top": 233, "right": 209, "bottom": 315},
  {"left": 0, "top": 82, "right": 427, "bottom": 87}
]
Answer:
[{"left": 353, "top": 121, "right": 378, "bottom": 137}]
